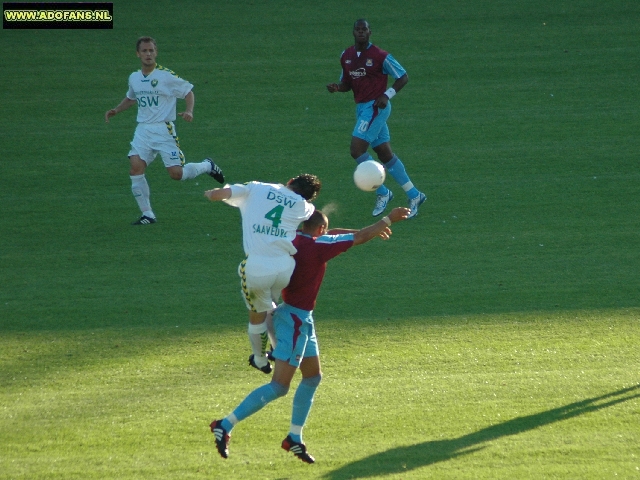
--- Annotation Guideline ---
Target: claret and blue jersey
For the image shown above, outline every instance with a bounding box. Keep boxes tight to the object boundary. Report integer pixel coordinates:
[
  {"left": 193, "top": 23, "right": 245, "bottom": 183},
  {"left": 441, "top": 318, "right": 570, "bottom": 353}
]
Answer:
[
  {"left": 339, "top": 42, "right": 406, "bottom": 104},
  {"left": 282, "top": 232, "right": 354, "bottom": 312}
]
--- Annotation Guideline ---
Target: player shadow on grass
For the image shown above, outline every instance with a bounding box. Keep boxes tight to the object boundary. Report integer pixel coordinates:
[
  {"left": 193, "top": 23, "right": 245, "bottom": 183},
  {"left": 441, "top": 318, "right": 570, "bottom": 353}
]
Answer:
[{"left": 323, "top": 384, "right": 639, "bottom": 480}]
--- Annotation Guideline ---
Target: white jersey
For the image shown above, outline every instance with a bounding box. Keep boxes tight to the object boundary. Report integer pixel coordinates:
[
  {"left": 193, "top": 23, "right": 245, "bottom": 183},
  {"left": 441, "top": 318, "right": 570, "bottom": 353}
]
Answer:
[
  {"left": 224, "top": 182, "right": 315, "bottom": 259},
  {"left": 126, "top": 65, "right": 193, "bottom": 124}
]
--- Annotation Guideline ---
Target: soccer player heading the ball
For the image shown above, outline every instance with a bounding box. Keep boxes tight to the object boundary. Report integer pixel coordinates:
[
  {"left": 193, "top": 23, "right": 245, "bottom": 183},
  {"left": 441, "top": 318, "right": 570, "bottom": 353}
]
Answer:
[
  {"left": 210, "top": 206, "right": 411, "bottom": 463},
  {"left": 327, "top": 19, "right": 426, "bottom": 219},
  {"left": 105, "top": 36, "right": 225, "bottom": 225},
  {"left": 204, "top": 174, "right": 321, "bottom": 375}
]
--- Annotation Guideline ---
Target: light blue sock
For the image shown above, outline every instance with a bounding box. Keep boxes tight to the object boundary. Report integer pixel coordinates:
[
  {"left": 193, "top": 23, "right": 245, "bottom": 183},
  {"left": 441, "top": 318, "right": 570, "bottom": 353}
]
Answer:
[
  {"left": 222, "top": 381, "right": 288, "bottom": 432},
  {"left": 289, "top": 375, "right": 322, "bottom": 443},
  {"left": 355, "top": 152, "right": 374, "bottom": 165},
  {"left": 375, "top": 184, "right": 390, "bottom": 196},
  {"left": 386, "top": 155, "right": 419, "bottom": 198}
]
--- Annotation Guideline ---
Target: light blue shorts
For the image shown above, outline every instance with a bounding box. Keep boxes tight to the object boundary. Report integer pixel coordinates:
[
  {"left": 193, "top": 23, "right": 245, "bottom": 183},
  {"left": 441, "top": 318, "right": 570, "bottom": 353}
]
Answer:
[
  {"left": 352, "top": 100, "right": 392, "bottom": 148},
  {"left": 272, "top": 303, "right": 318, "bottom": 367}
]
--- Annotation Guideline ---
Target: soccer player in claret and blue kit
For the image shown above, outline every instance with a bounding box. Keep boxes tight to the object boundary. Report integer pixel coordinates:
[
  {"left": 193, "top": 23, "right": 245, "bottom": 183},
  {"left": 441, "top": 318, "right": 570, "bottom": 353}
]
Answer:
[
  {"left": 210, "top": 207, "right": 411, "bottom": 464},
  {"left": 204, "top": 175, "right": 321, "bottom": 376},
  {"left": 327, "top": 19, "right": 426, "bottom": 219}
]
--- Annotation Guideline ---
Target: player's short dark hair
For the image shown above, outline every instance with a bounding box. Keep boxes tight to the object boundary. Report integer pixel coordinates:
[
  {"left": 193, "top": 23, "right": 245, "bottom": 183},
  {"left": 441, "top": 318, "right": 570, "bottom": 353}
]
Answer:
[
  {"left": 288, "top": 174, "right": 321, "bottom": 201},
  {"left": 302, "top": 210, "right": 328, "bottom": 232},
  {"left": 136, "top": 36, "right": 157, "bottom": 51},
  {"left": 354, "top": 18, "right": 370, "bottom": 29}
]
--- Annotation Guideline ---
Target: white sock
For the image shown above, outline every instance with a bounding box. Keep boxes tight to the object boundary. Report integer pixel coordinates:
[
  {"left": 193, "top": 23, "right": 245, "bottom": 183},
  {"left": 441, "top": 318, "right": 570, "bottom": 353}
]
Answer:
[
  {"left": 130, "top": 174, "right": 154, "bottom": 216},
  {"left": 289, "top": 424, "right": 303, "bottom": 442},
  {"left": 248, "top": 322, "right": 269, "bottom": 367},
  {"left": 181, "top": 160, "right": 209, "bottom": 180},
  {"left": 265, "top": 309, "right": 276, "bottom": 349}
]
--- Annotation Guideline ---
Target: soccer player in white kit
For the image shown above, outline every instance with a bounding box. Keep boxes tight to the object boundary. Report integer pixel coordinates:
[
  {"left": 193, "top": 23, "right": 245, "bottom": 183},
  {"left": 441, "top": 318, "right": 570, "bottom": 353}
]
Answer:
[
  {"left": 205, "top": 174, "right": 321, "bottom": 372},
  {"left": 105, "top": 36, "right": 225, "bottom": 225}
]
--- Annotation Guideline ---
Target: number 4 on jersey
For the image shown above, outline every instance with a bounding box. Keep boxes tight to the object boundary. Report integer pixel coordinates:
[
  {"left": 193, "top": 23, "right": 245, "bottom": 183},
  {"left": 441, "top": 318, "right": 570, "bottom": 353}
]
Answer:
[{"left": 264, "top": 205, "right": 284, "bottom": 228}]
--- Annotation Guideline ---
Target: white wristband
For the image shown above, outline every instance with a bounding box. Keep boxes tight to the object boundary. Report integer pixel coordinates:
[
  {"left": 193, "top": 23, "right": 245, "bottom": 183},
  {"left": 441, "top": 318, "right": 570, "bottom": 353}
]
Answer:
[
  {"left": 384, "top": 88, "right": 396, "bottom": 99},
  {"left": 381, "top": 216, "right": 392, "bottom": 226}
]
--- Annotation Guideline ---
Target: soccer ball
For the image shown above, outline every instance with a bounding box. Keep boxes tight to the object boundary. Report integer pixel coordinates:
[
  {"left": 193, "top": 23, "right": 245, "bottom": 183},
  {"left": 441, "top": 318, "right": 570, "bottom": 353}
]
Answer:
[{"left": 353, "top": 160, "right": 385, "bottom": 191}]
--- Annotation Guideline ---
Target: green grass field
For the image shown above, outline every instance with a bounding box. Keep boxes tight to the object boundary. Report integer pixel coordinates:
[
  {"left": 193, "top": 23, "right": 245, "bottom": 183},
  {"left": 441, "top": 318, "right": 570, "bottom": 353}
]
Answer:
[{"left": 1, "top": 1, "right": 639, "bottom": 478}]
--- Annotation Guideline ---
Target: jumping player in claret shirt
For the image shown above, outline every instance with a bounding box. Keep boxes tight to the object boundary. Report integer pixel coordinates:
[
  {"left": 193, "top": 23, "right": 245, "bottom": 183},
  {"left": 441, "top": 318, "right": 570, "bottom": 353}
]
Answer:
[
  {"left": 327, "top": 19, "right": 426, "bottom": 219},
  {"left": 204, "top": 175, "right": 321, "bottom": 375},
  {"left": 210, "top": 207, "right": 411, "bottom": 464}
]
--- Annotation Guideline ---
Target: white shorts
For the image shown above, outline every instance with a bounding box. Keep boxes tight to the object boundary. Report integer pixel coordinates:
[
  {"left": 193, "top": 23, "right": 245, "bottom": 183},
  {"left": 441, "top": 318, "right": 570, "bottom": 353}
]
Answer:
[
  {"left": 238, "top": 255, "right": 295, "bottom": 313},
  {"left": 128, "top": 122, "right": 185, "bottom": 167}
]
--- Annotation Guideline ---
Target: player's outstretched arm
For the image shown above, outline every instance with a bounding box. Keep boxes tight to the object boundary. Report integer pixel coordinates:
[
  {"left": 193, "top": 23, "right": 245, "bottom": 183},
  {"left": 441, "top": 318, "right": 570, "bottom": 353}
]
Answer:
[
  {"left": 105, "top": 97, "right": 136, "bottom": 123},
  {"left": 329, "top": 227, "right": 388, "bottom": 240},
  {"left": 352, "top": 207, "right": 410, "bottom": 245},
  {"left": 204, "top": 187, "right": 232, "bottom": 202}
]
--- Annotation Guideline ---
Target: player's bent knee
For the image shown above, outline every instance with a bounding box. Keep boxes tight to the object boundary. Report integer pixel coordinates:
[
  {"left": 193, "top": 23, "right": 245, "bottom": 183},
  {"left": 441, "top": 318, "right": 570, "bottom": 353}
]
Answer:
[
  {"left": 168, "top": 169, "right": 183, "bottom": 180},
  {"left": 301, "top": 374, "right": 322, "bottom": 388},
  {"left": 129, "top": 164, "right": 146, "bottom": 176},
  {"left": 350, "top": 146, "right": 368, "bottom": 159},
  {"left": 270, "top": 381, "right": 289, "bottom": 398},
  {"left": 128, "top": 156, "right": 147, "bottom": 175}
]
